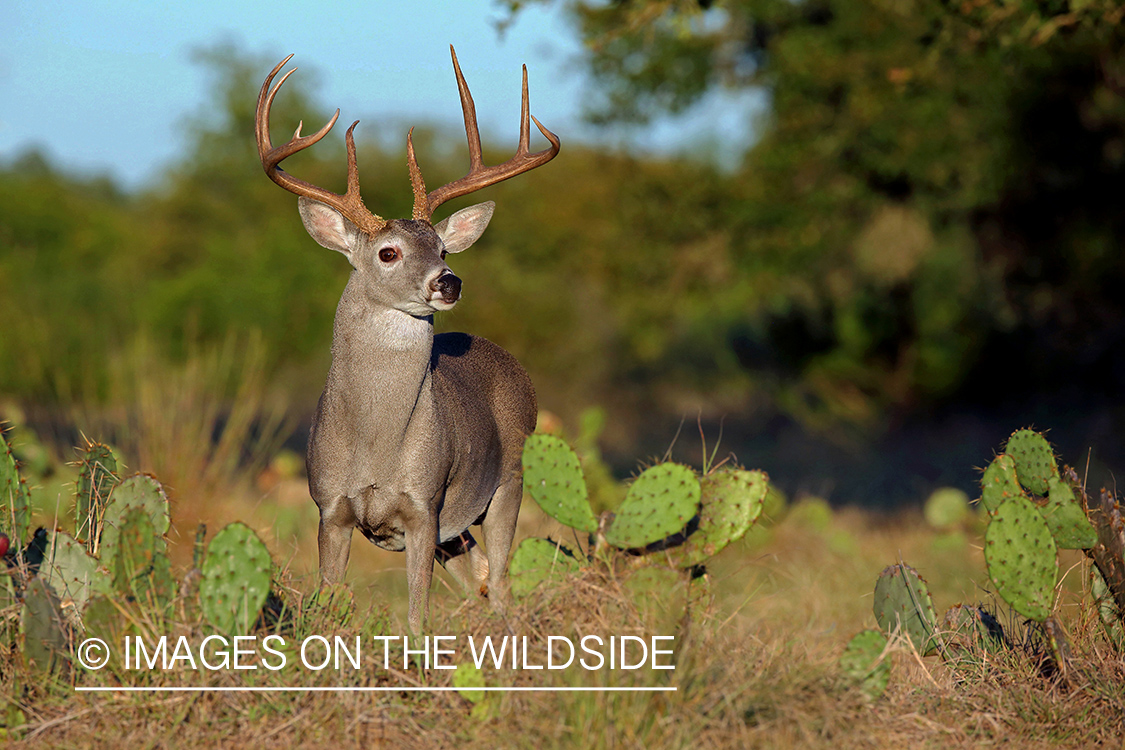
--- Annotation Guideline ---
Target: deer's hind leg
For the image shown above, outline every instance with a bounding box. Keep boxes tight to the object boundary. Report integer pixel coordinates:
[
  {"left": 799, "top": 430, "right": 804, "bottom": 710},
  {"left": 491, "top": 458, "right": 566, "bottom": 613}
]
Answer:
[
  {"left": 435, "top": 532, "right": 490, "bottom": 597},
  {"left": 478, "top": 475, "right": 523, "bottom": 615}
]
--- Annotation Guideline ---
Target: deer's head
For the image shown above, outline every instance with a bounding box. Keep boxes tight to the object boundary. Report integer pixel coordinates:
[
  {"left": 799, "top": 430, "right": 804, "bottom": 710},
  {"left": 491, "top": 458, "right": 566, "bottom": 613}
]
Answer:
[{"left": 255, "top": 48, "right": 559, "bottom": 317}]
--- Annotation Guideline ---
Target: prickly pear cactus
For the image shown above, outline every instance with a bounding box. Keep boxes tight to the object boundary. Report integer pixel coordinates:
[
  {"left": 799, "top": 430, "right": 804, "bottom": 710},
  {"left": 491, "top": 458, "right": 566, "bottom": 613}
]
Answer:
[
  {"left": 509, "top": 537, "right": 581, "bottom": 598},
  {"left": 100, "top": 474, "right": 170, "bottom": 560},
  {"left": 0, "top": 427, "right": 31, "bottom": 545},
  {"left": 522, "top": 434, "right": 597, "bottom": 534},
  {"left": 41, "top": 531, "right": 107, "bottom": 612},
  {"left": 22, "top": 577, "right": 69, "bottom": 673},
  {"left": 199, "top": 522, "right": 273, "bottom": 634},
  {"left": 1005, "top": 428, "right": 1059, "bottom": 497},
  {"left": 873, "top": 563, "right": 939, "bottom": 655},
  {"left": 300, "top": 583, "right": 356, "bottom": 634},
  {"left": 112, "top": 507, "right": 174, "bottom": 609},
  {"left": 840, "top": 629, "right": 890, "bottom": 699},
  {"left": 1041, "top": 477, "right": 1097, "bottom": 550},
  {"left": 985, "top": 494, "right": 1057, "bottom": 622},
  {"left": 75, "top": 440, "right": 119, "bottom": 553},
  {"left": 673, "top": 469, "right": 767, "bottom": 568},
  {"left": 980, "top": 454, "right": 1023, "bottom": 515},
  {"left": 1092, "top": 566, "right": 1125, "bottom": 651},
  {"left": 605, "top": 463, "right": 701, "bottom": 550}
]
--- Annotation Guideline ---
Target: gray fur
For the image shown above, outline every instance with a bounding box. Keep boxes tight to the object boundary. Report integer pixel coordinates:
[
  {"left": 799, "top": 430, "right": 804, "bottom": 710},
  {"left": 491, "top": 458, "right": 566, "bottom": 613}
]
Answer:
[{"left": 300, "top": 198, "right": 536, "bottom": 632}]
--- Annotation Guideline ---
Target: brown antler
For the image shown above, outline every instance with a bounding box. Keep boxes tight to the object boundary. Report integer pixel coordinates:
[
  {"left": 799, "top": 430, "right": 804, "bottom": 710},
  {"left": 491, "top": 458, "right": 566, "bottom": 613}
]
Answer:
[
  {"left": 407, "top": 46, "right": 561, "bottom": 222},
  {"left": 256, "top": 55, "right": 387, "bottom": 236}
]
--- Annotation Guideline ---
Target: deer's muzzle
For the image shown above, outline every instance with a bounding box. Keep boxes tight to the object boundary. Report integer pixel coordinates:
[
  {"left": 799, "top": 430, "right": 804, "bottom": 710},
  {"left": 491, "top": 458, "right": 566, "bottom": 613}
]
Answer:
[{"left": 433, "top": 272, "right": 462, "bottom": 304}]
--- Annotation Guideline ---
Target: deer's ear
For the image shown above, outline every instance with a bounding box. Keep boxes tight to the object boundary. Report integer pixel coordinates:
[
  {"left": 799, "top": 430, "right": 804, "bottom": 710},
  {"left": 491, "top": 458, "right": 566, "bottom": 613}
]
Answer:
[
  {"left": 433, "top": 201, "right": 495, "bottom": 254},
  {"left": 299, "top": 197, "right": 361, "bottom": 257}
]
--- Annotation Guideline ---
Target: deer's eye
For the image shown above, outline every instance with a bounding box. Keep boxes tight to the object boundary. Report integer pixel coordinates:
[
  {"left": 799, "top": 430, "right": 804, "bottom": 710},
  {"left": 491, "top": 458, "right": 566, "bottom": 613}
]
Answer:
[
  {"left": 378, "top": 247, "right": 400, "bottom": 263},
  {"left": 441, "top": 250, "right": 448, "bottom": 260}
]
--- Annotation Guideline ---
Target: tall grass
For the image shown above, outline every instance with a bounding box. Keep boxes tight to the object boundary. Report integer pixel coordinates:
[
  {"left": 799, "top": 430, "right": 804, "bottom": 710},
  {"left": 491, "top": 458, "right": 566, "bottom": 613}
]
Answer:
[{"left": 76, "top": 332, "right": 293, "bottom": 511}]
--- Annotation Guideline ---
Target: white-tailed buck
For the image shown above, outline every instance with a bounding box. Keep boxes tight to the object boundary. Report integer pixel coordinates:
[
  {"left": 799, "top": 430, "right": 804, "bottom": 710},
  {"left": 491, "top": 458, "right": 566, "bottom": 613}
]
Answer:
[{"left": 255, "top": 48, "right": 558, "bottom": 631}]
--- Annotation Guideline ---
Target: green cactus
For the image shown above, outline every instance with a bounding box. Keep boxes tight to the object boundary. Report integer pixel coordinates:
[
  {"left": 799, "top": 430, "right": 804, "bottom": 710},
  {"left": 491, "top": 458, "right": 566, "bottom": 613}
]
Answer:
[
  {"left": 509, "top": 537, "right": 582, "bottom": 598},
  {"left": 980, "top": 454, "right": 1023, "bottom": 514},
  {"left": 673, "top": 469, "right": 767, "bottom": 568},
  {"left": 22, "top": 577, "right": 69, "bottom": 674},
  {"left": 301, "top": 583, "right": 356, "bottom": 633},
  {"left": 41, "top": 531, "right": 108, "bottom": 611},
  {"left": 923, "top": 487, "right": 971, "bottom": 531},
  {"left": 1040, "top": 477, "right": 1097, "bottom": 550},
  {"left": 75, "top": 440, "right": 119, "bottom": 553},
  {"left": 873, "top": 562, "right": 939, "bottom": 656},
  {"left": 1092, "top": 566, "right": 1125, "bottom": 651},
  {"left": 1004, "top": 428, "right": 1059, "bottom": 497},
  {"left": 81, "top": 594, "right": 125, "bottom": 650},
  {"left": 112, "top": 507, "right": 174, "bottom": 610},
  {"left": 840, "top": 629, "right": 891, "bottom": 699},
  {"left": 605, "top": 463, "right": 700, "bottom": 550},
  {"left": 0, "top": 427, "right": 31, "bottom": 545},
  {"left": 985, "top": 494, "right": 1057, "bottom": 622},
  {"left": 100, "top": 474, "right": 170, "bottom": 560},
  {"left": 522, "top": 433, "right": 597, "bottom": 533},
  {"left": 199, "top": 522, "right": 273, "bottom": 634}
]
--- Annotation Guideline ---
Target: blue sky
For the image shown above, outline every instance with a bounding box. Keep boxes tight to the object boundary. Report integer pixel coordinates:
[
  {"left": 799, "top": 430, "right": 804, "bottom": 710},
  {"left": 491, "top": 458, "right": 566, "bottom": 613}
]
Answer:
[{"left": 2, "top": 0, "right": 763, "bottom": 190}]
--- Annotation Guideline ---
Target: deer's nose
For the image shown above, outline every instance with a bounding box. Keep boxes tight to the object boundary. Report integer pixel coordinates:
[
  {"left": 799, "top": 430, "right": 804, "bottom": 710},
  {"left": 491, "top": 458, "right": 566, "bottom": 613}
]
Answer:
[{"left": 432, "top": 272, "right": 462, "bottom": 303}]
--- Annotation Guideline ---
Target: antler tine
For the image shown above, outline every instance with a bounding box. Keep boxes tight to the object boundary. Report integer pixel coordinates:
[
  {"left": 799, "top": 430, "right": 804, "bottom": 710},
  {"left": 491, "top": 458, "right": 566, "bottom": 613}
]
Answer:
[
  {"left": 410, "top": 46, "right": 561, "bottom": 222},
  {"left": 451, "top": 47, "right": 485, "bottom": 171},
  {"left": 255, "top": 56, "right": 387, "bottom": 235}
]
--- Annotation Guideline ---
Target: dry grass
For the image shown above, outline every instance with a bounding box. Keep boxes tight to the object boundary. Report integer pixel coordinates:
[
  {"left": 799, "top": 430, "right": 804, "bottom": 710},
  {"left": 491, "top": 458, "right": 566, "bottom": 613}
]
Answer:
[{"left": 4, "top": 493, "right": 1125, "bottom": 749}]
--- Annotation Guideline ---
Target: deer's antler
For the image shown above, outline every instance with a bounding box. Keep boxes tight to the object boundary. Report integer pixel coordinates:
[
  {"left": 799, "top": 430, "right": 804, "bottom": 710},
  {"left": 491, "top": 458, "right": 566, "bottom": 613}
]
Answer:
[
  {"left": 255, "top": 55, "right": 387, "bottom": 236},
  {"left": 407, "top": 46, "right": 561, "bottom": 222}
]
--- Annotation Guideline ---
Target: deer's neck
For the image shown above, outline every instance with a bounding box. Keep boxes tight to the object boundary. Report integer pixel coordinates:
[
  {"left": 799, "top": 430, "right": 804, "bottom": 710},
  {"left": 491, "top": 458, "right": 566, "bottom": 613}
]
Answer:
[{"left": 323, "top": 277, "right": 436, "bottom": 452}]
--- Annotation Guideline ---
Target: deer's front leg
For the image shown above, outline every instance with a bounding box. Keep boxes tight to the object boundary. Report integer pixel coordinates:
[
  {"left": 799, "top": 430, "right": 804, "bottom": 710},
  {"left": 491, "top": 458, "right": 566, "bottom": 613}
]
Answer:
[
  {"left": 404, "top": 509, "right": 439, "bottom": 634},
  {"left": 317, "top": 495, "right": 355, "bottom": 585}
]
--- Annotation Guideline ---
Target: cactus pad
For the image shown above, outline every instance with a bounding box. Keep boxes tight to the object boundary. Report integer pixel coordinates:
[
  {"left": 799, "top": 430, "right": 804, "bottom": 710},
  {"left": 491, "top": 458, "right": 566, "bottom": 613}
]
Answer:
[
  {"left": 100, "top": 474, "right": 170, "bottom": 560},
  {"left": 605, "top": 463, "right": 701, "bottom": 550},
  {"left": 1040, "top": 477, "right": 1097, "bottom": 550},
  {"left": 199, "top": 522, "right": 273, "bottom": 634},
  {"left": 985, "top": 494, "right": 1057, "bottom": 622},
  {"left": 42, "top": 531, "right": 108, "bottom": 611},
  {"left": 0, "top": 428, "right": 31, "bottom": 545},
  {"left": 840, "top": 629, "right": 890, "bottom": 699},
  {"left": 1005, "top": 429, "right": 1058, "bottom": 497},
  {"left": 112, "top": 507, "right": 174, "bottom": 609},
  {"left": 873, "top": 563, "right": 939, "bottom": 655},
  {"left": 923, "top": 487, "right": 971, "bottom": 531},
  {"left": 75, "top": 440, "right": 119, "bottom": 553},
  {"left": 980, "top": 454, "right": 1024, "bottom": 515},
  {"left": 509, "top": 537, "right": 581, "bottom": 598},
  {"left": 22, "top": 577, "right": 69, "bottom": 673},
  {"left": 522, "top": 434, "right": 597, "bottom": 533},
  {"left": 673, "top": 469, "right": 767, "bottom": 568}
]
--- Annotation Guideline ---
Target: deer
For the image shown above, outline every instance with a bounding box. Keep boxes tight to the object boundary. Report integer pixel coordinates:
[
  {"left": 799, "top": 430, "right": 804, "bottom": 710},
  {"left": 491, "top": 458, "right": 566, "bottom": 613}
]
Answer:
[{"left": 255, "top": 47, "right": 559, "bottom": 632}]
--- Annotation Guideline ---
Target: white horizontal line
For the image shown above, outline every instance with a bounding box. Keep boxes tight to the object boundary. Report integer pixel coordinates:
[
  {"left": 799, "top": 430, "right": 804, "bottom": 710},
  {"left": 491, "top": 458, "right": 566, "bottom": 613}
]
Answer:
[{"left": 75, "top": 686, "right": 676, "bottom": 693}]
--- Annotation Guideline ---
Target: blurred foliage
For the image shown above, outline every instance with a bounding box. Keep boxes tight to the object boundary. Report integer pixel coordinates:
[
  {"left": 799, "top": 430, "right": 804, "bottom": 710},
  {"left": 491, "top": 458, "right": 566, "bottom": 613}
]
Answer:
[
  {"left": 3, "top": 4, "right": 1125, "bottom": 460},
  {"left": 499, "top": 0, "right": 1125, "bottom": 442}
]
